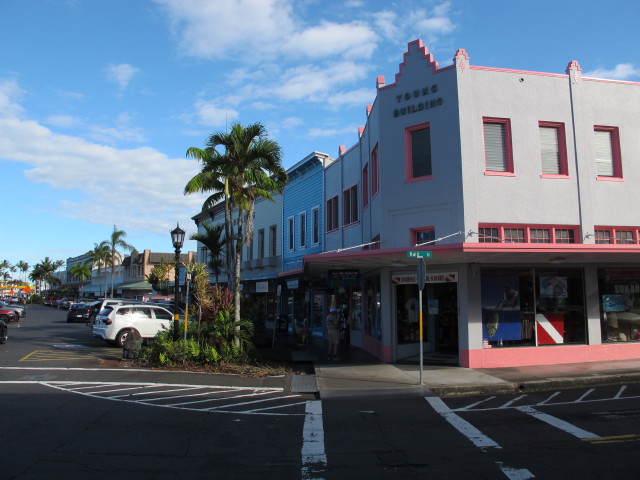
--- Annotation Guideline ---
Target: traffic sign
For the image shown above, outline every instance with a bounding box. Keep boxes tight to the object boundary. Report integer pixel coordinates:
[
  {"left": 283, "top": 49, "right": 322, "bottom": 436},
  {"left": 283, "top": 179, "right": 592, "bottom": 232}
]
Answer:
[{"left": 407, "top": 250, "right": 432, "bottom": 258}]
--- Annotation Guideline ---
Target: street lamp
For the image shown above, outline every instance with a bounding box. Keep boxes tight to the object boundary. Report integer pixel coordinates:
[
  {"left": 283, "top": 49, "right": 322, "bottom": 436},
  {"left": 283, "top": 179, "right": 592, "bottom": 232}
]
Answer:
[{"left": 171, "top": 223, "right": 185, "bottom": 340}]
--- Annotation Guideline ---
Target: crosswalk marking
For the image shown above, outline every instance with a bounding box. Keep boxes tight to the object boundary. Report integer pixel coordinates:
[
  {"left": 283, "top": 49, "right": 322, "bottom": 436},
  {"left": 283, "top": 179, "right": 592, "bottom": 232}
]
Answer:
[
  {"left": 515, "top": 406, "right": 599, "bottom": 439},
  {"left": 31, "top": 381, "right": 308, "bottom": 416}
]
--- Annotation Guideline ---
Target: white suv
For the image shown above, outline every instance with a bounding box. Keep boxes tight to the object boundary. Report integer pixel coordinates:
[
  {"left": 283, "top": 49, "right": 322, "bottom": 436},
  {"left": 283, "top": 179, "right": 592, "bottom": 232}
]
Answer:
[{"left": 93, "top": 304, "right": 174, "bottom": 347}]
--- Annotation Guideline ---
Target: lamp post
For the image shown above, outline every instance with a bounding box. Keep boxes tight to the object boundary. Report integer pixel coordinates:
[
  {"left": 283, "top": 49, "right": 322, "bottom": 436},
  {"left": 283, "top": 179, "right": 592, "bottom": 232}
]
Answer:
[{"left": 171, "top": 223, "right": 185, "bottom": 341}]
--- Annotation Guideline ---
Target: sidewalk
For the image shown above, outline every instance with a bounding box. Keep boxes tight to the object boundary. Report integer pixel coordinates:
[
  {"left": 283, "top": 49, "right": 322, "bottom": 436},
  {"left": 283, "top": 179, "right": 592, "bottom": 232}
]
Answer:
[{"left": 286, "top": 339, "right": 640, "bottom": 398}]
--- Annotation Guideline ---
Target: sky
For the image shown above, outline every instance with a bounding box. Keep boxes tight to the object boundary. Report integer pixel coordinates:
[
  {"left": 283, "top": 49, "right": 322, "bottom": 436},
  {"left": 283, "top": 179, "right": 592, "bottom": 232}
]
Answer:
[{"left": 1, "top": 0, "right": 639, "bottom": 277}]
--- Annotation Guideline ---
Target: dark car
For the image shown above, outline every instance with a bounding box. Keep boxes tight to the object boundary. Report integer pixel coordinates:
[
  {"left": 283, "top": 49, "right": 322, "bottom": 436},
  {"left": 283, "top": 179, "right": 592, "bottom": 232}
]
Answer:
[
  {"left": 0, "top": 319, "right": 7, "bottom": 344},
  {"left": 67, "top": 303, "right": 92, "bottom": 323}
]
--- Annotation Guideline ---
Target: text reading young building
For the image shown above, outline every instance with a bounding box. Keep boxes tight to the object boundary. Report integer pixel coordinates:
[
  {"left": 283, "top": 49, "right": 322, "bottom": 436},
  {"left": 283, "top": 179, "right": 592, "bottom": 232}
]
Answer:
[{"left": 302, "top": 39, "right": 640, "bottom": 368}]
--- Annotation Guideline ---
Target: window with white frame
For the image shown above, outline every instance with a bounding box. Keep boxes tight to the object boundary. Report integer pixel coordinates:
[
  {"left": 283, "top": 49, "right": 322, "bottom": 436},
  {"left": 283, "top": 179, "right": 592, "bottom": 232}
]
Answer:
[
  {"left": 288, "top": 216, "right": 294, "bottom": 250},
  {"left": 312, "top": 207, "right": 320, "bottom": 245},
  {"left": 299, "top": 212, "right": 306, "bottom": 248}
]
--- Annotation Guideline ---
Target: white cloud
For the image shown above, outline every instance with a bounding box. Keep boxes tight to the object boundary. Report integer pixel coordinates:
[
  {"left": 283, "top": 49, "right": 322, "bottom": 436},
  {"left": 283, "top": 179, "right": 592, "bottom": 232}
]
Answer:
[
  {"left": 0, "top": 79, "right": 26, "bottom": 119},
  {"left": 280, "top": 117, "right": 304, "bottom": 129},
  {"left": 326, "top": 87, "right": 376, "bottom": 110},
  {"left": 44, "top": 114, "right": 81, "bottom": 128},
  {"left": 307, "top": 124, "right": 358, "bottom": 138},
  {"left": 193, "top": 100, "right": 240, "bottom": 127},
  {"left": 584, "top": 63, "right": 640, "bottom": 80},
  {"left": 0, "top": 87, "right": 205, "bottom": 237},
  {"left": 105, "top": 63, "right": 139, "bottom": 90},
  {"left": 285, "top": 21, "right": 379, "bottom": 60}
]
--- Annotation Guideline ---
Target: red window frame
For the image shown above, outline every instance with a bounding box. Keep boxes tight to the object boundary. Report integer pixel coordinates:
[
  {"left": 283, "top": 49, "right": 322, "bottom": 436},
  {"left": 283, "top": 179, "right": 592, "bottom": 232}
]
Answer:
[
  {"left": 478, "top": 224, "right": 579, "bottom": 244},
  {"left": 411, "top": 227, "right": 435, "bottom": 246},
  {"left": 483, "top": 117, "right": 514, "bottom": 176},
  {"left": 594, "top": 126, "right": 623, "bottom": 181},
  {"left": 595, "top": 226, "right": 639, "bottom": 245},
  {"left": 362, "top": 163, "right": 369, "bottom": 209},
  {"left": 371, "top": 144, "right": 379, "bottom": 197},
  {"left": 326, "top": 195, "right": 339, "bottom": 233},
  {"left": 539, "top": 121, "right": 569, "bottom": 177},
  {"left": 405, "top": 122, "right": 433, "bottom": 182},
  {"left": 342, "top": 184, "right": 359, "bottom": 227}
]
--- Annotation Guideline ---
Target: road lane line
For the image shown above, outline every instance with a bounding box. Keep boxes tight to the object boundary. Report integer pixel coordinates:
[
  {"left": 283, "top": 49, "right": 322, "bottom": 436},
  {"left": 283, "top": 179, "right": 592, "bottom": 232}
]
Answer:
[
  {"left": 500, "top": 394, "right": 528, "bottom": 409},
  {"left": 425, "top": 396, "right": 501, "bottom": 449},
  {"left": 515, "top": 406, "right": 599, "bottom": 439},
  {"left": 301, "top": 400, "right": 326, "bottom": 480},
  {"left": 537, "top": 391, "right": 560, "bottom": 405}
]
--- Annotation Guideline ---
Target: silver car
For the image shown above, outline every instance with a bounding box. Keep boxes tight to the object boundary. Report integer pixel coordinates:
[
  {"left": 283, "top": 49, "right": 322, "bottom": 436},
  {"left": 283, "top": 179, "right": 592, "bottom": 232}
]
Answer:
[{"left": 0, "top": 301, "right": 25, "bottom": 320}]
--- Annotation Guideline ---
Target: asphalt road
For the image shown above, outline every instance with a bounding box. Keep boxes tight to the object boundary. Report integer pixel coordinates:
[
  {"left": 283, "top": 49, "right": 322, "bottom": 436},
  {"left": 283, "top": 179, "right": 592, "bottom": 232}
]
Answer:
[{"left": 2, "top": 306, "right": 640, "bottom": 479}]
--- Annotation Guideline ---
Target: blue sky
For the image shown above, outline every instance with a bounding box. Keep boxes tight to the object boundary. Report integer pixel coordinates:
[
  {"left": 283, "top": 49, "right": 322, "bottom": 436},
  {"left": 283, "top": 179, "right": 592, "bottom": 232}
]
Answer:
[{"left": 1, "top": 0, "right": 638, "bottom": 275}]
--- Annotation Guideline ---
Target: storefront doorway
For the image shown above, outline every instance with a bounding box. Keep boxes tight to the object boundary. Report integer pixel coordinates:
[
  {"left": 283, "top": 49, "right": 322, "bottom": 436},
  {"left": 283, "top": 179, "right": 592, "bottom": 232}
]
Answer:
[{"left": 393, "top": 271, "right": 459, "bottom": 358}]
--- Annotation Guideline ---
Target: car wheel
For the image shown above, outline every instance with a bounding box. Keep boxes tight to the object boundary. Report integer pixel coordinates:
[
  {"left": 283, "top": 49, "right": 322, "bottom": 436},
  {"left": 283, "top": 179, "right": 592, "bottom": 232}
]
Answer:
[
  {"left": 0, "top": 314, "right": 8, "bottom": 323},
  {"left": 116, "top": 329, "right": 134, "bottom": 348},
  {"left": 0, "top": 322, "right": 7, "bottom": 344}
]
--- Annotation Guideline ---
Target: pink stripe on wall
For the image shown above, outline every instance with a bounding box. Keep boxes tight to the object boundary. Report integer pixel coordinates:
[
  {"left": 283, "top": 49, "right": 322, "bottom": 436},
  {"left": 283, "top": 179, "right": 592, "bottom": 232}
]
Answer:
[
  {"left": 461, "top": 343, "right": 640, "bottom": 368},
  {"left": 363, "top": 335, "right": 392, "bottom": 362}
]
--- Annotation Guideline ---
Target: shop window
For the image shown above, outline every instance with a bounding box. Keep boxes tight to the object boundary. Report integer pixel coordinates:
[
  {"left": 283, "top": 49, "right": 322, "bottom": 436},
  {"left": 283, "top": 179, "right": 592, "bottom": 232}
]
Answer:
[
  {"left": 483, "top": 117, "right": 514, "bottom": 175},
  {"left": 343, "top": 184, "right": 358, "bottom": 226},
  {"left": 406, "top": 123, "right": 432, "bottom": 180},
  {"left": 364, "top": 276, "right": 381, "bottom": 341},
  {"left": 371, "top": 144, "right": 379, "bottom": 196},
  {"left": 594, "top": 126, "right": 622, "bottom": 180},
  {"left": 481, "top": 267, "right": 586, "bottom": 348},
  {"left": 598, "top": 268, "right": 640, "bottom": 343},
  {"left": 326, "top": 195, "right": 339, "bottom": 233},
  {"left": 362, "top": 163, "right": 369, "bottom": 209},
  {"left": 539, "top": 122, "right": 568, "bottom": 176}
]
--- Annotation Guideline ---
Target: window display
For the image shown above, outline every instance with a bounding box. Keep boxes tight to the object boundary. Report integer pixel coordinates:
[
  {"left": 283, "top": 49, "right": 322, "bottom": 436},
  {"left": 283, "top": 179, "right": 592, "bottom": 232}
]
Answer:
[
  {"left": 481, "top": 267, "right": 586, "bottom": 347},
  {"left": 364, "top": 276, "right": 381, "bottom": 340},
  {"left": 598, "top": 268, "right": 640, "bottom": 342}
]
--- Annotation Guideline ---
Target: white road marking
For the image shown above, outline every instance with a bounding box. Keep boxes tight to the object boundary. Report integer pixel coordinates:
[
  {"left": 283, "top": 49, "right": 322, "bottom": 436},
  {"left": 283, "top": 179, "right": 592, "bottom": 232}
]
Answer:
[
  {"left": 301, "top": 400, "right": 326, "bottom": 480},
  {"left": 576, "top": 388, "right": 594, "bottom": 402},
  {"left": 1, "top": 380, "right": 305, "bottom": 416},
  {"left": 500, "top": 394, "right": 527, "bottom": 409},
  {"left": 496, "top": 461, "right": 536, "bottom": 479},
  {"left": 538, "top": 391, "right": 560, "bottom": 405},
  {"left": 460, "top": 396, "right": 496, "bottom": 411},
  {"left": 614, "top": 385, "right": 627, "bottom": 399},
  {"left": 425, "top": 396, "right": 501, "bottom": 449},
  {"left": 515, "top": 406, "right": 599, "bottom": 439}
]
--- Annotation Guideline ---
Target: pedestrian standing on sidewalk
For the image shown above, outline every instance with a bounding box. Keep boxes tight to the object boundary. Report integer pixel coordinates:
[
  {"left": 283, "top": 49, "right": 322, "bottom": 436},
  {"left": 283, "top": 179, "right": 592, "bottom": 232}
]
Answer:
[{"left": 326, "top": 307, "right": 340, "bottom": 360}]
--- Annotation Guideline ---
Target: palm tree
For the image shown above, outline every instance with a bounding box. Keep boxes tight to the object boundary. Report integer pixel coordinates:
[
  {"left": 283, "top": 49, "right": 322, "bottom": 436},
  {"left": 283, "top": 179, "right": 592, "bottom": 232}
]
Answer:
[
  {"left": 69, "top": 262, "right": 92, "bottom": 298},
  {"left": 189, "top": 223, "right": 226, "bottom": 285},
  {"left": 105, "top": 225, "right": 136, "bottom": 298},
  {"left": 30, "top": 257, "right": 59, "bottom": 292},
  {"left": 87, "top": 242, "right": 111, "bottom": 298},
  {"left": 185, "top": 122, "right": 287, "bottom": 330},
  {"left": 15, "top": 261, "right": 29, "bottom": 283}
]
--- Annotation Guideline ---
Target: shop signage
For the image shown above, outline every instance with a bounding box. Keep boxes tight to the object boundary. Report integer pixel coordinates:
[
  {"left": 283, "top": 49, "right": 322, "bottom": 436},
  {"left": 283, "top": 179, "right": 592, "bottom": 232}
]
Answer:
[
  {"left": 329, "top": 269, "right": 360, "bottom": 288},
  {"left": 392, "top": 271, "right": 458, "bottom": 285},
  {"left": 287, "top": 279, "right": 299, "bottom": 290},
  {"left": 256, "top": 281, "right": 269, "bottom": 293},
  {"left": 393, "top": 84, "right": 444, "bottom": 118}
]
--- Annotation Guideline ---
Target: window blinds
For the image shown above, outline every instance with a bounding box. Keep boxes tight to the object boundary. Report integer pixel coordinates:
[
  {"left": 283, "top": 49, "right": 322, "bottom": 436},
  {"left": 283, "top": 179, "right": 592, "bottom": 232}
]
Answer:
[
  {"left": 539, "top": 126, "right": 560, "bottom": 174},
  {"left": 594, "top": 130, "right": 614, "bottom": 176},
  {"left": 484, "top": 122, "right": 507, "bottom": 171}
]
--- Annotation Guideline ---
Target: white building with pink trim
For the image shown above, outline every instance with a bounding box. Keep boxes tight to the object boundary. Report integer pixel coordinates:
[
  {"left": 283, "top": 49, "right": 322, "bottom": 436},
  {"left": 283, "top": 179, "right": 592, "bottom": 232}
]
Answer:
[{"left": 303, "top": 39, "right": 640, "bottom": 368}]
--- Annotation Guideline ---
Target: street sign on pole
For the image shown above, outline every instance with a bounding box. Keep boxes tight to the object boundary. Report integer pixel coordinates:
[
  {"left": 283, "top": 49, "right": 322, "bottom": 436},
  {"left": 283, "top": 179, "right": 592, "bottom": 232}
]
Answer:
[{"left": 407, "top": 250, "right": 432, "bottom": 259}]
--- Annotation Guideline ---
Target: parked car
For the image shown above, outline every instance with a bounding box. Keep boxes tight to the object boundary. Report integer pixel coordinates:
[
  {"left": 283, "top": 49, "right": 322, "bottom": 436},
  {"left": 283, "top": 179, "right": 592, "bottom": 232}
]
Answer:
[
  {"left": 86, "top": 298, "right": 145, "bottom": 327},
  {"left": 67, "top": 303, "right": 92, "bottom": 323},
  {"left": 0, "top": 308, "right": 17, "bottom": 324},
  {"left": 0, "top": 300, "right": 25, "bottom": 319},
  {"left": 92, "top": 304, "right": 174, "bottom": 347},
  {"left": 0, "top": 319, "right": 7, "bottom": 344}
]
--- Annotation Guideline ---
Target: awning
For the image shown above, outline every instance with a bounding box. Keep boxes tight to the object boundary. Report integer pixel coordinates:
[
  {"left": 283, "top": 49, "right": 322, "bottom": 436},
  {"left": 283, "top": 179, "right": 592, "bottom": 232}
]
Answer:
[{"left": 117, "top": 280, "right": 153, "bottom": 291}]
